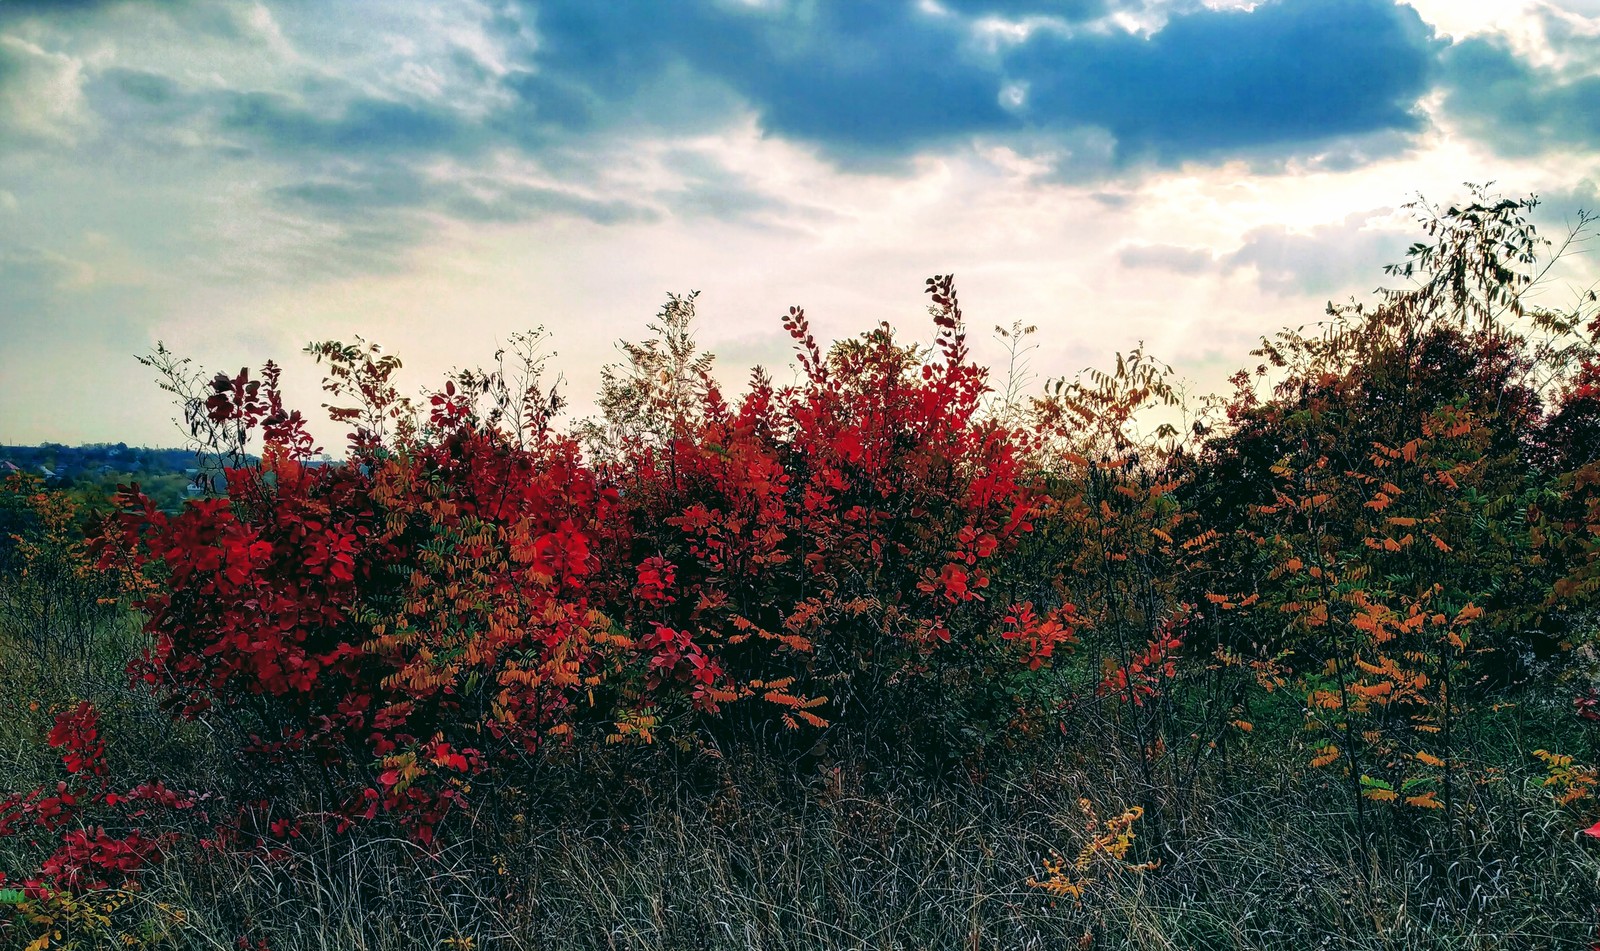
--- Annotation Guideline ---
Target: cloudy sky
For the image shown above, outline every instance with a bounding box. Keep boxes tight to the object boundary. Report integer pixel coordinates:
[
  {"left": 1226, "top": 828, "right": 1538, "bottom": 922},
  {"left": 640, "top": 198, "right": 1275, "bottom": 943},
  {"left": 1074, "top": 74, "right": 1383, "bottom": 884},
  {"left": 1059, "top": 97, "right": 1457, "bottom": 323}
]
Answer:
[{"left": 2, "top": 0, "right": 1599, "bottom": 448}]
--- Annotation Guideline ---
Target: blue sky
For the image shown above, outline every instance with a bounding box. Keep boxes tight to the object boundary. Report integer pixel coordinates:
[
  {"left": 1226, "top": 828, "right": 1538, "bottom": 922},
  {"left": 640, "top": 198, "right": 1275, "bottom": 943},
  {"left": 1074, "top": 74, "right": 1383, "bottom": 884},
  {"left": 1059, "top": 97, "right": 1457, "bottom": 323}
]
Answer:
[{"left": 2, "top": 0, "right": 1599, "bottom": 446}]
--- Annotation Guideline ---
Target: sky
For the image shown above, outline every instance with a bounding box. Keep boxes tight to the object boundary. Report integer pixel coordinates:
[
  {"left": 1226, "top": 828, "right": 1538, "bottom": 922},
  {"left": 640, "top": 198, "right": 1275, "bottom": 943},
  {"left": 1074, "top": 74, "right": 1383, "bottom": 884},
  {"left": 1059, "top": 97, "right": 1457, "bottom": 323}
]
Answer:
[{"left": 2, "top": 0, "right": 1599, "bottom": 449}]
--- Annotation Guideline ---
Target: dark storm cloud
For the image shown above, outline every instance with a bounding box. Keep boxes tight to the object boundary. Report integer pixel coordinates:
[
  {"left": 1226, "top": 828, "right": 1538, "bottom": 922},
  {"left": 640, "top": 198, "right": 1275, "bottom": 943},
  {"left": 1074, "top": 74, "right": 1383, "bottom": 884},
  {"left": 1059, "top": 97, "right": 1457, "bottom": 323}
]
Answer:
[
  {"left": 150, "top": 0, "right": 1447, "bottom": 262},
  {"left": 1440, "top": 31, "right": 1600, "bottom": 157},
  {"left": 1008, "top": 0, "right": 1438, "bottom": 162},
  {"left": 496, "top": 1, "right": 1016, "bottom": 161},
  {"left": 1, "top": 0, "right": 1455, "bottom": 230},
  {"left": 0, "top": 0, "right": 1463, "bottom": 286},
  {"left": 937, "top": 0, "right": 1104, "bottom": 16},
  {"left": 502, "top": 0, "right": 1439, "bottom": 165}
]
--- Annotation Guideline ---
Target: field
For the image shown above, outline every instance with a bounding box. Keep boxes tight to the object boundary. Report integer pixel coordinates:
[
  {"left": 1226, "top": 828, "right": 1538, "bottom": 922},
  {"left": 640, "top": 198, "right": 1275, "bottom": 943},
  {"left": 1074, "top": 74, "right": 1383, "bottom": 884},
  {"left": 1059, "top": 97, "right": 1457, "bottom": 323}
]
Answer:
[{"left": 3, "top": 190, "right": 1600, "bottom": 950}]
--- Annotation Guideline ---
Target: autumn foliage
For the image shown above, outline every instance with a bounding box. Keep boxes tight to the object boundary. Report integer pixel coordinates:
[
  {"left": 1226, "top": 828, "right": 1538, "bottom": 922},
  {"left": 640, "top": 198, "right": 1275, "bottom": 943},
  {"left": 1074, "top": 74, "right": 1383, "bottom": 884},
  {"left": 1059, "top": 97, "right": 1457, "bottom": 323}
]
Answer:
[
  {"left": 5, "top": 187, "right": 1600, "bottom": 947},
  {"left": 64, "top": 274, "right": 1083, "bottom": 850}
]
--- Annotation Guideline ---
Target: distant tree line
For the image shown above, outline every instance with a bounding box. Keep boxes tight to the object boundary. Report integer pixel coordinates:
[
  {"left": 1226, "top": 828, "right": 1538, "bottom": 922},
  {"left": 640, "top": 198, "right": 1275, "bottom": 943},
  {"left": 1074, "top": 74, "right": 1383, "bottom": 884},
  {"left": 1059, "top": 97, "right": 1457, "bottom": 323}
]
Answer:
[{"left": 0, "top": 443, "right": 259, "bottom": 513}]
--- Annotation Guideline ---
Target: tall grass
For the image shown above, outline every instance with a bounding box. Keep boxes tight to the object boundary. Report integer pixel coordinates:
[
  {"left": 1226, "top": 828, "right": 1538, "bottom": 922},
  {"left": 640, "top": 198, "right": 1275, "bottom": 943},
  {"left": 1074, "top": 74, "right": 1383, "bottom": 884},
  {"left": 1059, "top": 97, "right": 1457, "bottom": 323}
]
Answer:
[
  {"left": 5, "top": 621, "right": 1593, "bottom": 950},
  {"left": 87, "top": 732, "right": 1594, "bottom": 950}
]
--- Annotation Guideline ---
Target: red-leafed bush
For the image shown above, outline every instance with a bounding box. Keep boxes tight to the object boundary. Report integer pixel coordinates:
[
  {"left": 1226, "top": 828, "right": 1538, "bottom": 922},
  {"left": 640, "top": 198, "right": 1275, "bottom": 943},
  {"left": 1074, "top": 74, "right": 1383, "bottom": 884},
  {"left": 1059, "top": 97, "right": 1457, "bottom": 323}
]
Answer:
[
  {"left": 100, "top": 350, "right": 632, "bottom": 843},
  {"left": 98, "top": 276, "right": 1077, "bottom": 845},
  {"left": 11, "top": 188, "right": 1600, "bottom": 947},
  {"left": 0, "top": 703, "right": 203, "bottom": 895},
  {"left": 586, "top": 278, "right": 1058, "bottom": 746}
]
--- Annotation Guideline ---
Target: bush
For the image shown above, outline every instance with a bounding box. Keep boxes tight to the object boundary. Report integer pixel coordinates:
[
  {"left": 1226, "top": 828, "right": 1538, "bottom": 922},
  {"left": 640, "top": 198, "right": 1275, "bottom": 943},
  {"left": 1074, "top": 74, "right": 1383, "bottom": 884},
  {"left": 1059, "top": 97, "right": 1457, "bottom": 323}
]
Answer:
[{"left": 6, "top": 185, "right": 1600, "bottom": 948}]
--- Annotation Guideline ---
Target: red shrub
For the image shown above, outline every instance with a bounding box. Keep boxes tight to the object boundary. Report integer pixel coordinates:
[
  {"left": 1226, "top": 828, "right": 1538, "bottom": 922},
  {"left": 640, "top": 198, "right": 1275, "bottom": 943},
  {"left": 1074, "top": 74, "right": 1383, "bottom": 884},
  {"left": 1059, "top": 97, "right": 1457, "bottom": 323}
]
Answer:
[
  {"left": 97, "top": 276, "right": 1072, "bottom": 843},
  {"left": 0, "top": 704, "right": 202, "bottom": 897}
]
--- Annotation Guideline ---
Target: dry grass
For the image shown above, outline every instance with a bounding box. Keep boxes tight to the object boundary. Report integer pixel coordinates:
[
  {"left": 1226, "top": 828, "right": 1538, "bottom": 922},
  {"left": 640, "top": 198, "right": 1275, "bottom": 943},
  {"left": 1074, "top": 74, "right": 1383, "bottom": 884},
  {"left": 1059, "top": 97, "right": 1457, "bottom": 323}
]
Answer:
[
  {"left": 56, "top": 740, "right": 1590, "bottom": 951},
  {"left": 4, "top": 626, "right": 1598, "bottom": 950}
]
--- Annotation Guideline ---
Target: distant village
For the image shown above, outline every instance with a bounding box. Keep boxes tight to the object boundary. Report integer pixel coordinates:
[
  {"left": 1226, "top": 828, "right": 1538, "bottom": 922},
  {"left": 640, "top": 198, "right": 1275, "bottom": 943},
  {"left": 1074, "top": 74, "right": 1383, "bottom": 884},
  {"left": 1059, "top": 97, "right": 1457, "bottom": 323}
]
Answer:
[
  {"left": 0, "top": 444, "right": 257, "bottom": 511},
  {"left": 2, "top": 443, "right": 198, "bottom": 484}
]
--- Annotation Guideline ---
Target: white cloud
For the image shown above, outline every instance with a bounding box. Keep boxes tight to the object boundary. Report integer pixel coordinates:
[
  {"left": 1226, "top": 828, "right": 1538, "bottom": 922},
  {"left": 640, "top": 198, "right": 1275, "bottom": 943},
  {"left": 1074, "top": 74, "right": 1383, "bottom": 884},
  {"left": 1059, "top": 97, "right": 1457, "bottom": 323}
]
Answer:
[
  {"left": 1403, "top": 0, "right": 1539, "bottom": 39},
  {"left": 3, "top": 0, "right": 1600, "bottom": 447},
  {"left": 0, "top": 35, "right": 90, "bottom": 144}
]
